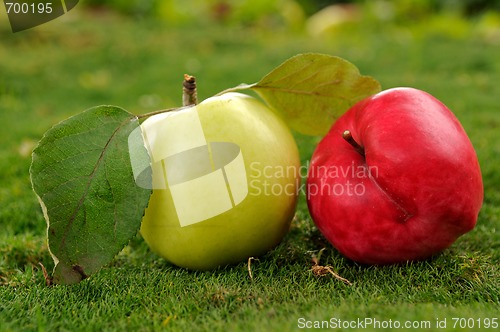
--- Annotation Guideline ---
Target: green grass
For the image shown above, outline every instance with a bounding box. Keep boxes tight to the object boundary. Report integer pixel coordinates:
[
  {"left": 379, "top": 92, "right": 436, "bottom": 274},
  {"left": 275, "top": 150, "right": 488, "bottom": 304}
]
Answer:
[{"left": 1, "top": 8, "right": 499, "bottom": 332}]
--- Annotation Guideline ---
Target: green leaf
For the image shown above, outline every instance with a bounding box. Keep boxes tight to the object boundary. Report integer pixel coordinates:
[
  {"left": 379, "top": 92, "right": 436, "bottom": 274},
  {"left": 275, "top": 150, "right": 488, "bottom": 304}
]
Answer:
[
  {"left": 251, "top": 53, "right": 381, "bottom": 136},
  {"left": 30, "top": 106, "right": 152, "bottom": 285}
]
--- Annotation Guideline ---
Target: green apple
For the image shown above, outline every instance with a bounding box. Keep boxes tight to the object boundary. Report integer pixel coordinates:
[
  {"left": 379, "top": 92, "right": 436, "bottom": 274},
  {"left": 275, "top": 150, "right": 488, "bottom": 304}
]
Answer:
[{"left": 139, "top": 92, "right": 300, "bottom": 270}]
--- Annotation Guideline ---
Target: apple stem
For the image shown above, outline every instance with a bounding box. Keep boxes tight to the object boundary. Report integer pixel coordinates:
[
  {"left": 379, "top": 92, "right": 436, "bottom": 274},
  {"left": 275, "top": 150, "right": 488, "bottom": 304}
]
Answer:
[
  {"left": 183, "top": 74, "right": 198, "bottom": 106},
  {"left": 342, "top": 130, "right": 364, "bottom": 156}
]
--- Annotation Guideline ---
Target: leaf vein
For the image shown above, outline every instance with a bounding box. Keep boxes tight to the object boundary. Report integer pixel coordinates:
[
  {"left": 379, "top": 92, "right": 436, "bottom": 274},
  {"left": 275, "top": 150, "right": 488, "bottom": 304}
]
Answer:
[{"left": 57, "top": 116, "right": 136, "bottom": 256}]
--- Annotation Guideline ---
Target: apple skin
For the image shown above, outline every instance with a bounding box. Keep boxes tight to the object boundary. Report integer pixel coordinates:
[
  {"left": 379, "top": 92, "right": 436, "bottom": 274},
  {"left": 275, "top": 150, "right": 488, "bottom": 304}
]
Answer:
[
  {"left": 307, "top": 87, "right": 483, "bottom": 265},
  {"left": 140, "top": 93, "right": 300, "bottom": 270}
]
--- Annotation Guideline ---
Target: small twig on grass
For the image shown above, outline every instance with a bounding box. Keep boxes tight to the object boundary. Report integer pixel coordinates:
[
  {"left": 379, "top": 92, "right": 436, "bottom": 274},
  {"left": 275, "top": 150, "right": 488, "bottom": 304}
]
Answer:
[
  {"left": 310, "top": 248, "right": 352, "bottom": 285},
  {"left": 38, "top": 262, "right": 52, "bottom": 287},
  {"left": 247, "top": 257, "right": 259, "bottom": 281}
]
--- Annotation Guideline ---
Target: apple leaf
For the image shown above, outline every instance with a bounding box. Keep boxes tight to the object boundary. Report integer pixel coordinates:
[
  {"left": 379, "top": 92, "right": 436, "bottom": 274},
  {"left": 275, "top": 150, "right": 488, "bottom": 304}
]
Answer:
[
  {"left": 30, "top": 106, "right": 152, "bottom": 285},
  {"left": 226, "top": 53, "right": 381, "bottom": 136}
]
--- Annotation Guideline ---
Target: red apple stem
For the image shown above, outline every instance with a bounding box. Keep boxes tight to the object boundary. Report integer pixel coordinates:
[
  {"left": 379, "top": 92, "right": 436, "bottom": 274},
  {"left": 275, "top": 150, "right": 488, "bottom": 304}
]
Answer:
[
  {"left": 342, "top": 130, "right": 365, "bottom": 156},
  {"left": 183, "top": 74, "right": 198, "bottom": 106}
]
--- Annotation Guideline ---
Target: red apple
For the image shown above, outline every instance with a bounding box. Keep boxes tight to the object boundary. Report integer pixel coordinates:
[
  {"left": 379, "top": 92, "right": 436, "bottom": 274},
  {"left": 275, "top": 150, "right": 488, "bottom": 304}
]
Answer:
[{"left": 306, "top": 87, "right": 483, "bottom": 265}]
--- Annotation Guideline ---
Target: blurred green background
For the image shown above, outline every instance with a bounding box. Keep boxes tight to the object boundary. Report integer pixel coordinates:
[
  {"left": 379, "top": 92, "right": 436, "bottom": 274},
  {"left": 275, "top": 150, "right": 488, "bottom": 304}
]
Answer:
[
  {"left": 82, "top": 0, "right": 500, "bottom": 22},
  {"left": 1, "top": 1, "right": 499, "bottom": 331}
]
